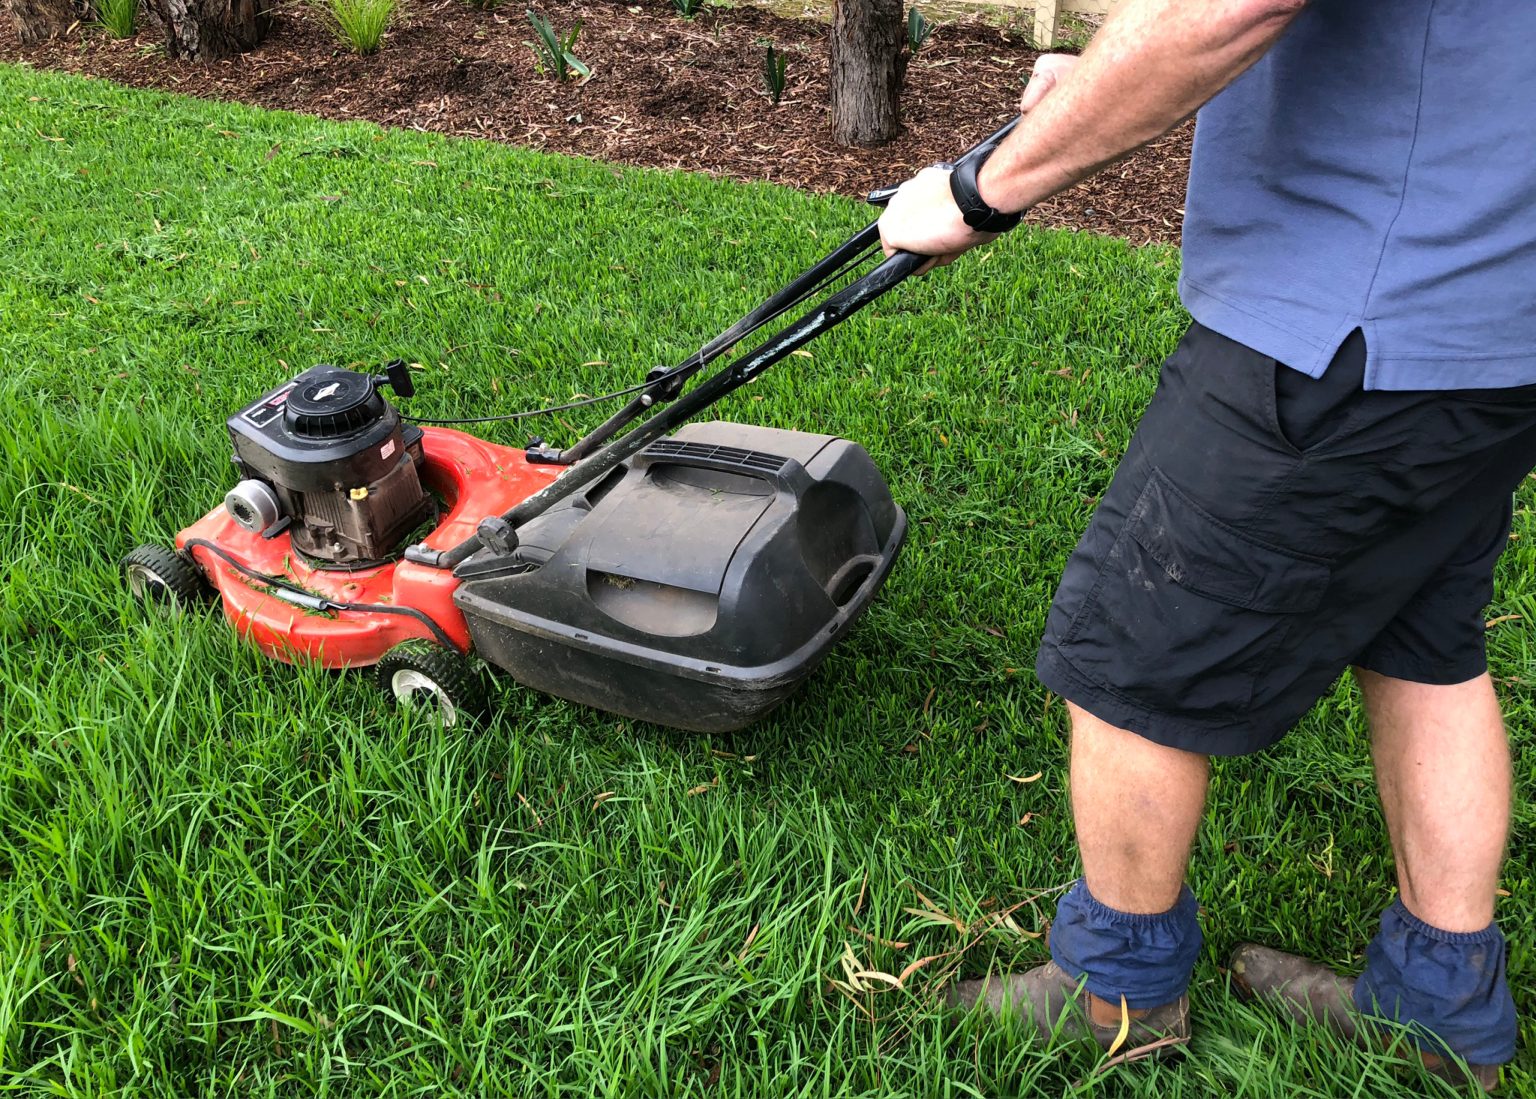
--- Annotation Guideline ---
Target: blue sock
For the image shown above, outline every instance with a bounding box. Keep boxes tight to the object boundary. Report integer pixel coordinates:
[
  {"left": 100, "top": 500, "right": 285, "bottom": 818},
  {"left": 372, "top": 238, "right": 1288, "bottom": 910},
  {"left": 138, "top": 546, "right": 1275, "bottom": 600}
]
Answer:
[
  {"left": 1354, "top": 899, "right": 1516, "bottom": 1065},
  {"left": 1048, "top": 879, "right": 1202, "bottom": 1010}
]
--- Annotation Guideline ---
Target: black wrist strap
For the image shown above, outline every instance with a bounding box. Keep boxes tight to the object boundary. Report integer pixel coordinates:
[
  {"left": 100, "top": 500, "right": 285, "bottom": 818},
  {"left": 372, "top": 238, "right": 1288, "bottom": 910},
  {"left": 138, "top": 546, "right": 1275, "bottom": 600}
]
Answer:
[{"left": 949, "top": 147, "right": 1025, "bottom": 234}]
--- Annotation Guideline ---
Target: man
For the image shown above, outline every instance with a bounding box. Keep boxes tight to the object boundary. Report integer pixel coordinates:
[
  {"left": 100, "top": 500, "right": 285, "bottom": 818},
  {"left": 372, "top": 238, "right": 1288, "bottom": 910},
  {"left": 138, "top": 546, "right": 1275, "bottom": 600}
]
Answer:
[{"left": 878, "top": 0, "right": 1532, "bottom": 1088}]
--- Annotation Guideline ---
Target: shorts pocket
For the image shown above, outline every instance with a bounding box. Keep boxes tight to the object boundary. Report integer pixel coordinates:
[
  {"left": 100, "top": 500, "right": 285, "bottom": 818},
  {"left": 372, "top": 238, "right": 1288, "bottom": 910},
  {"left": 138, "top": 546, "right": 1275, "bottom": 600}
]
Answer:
[{"left": 1059, "top": 469, "right": 1331, "bottom": 719}]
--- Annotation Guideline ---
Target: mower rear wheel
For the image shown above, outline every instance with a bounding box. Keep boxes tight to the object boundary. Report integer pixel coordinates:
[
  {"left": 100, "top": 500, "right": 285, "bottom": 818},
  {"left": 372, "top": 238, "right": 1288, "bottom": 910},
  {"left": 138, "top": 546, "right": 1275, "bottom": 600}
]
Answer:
[
  {"left": 121, "top": 544, "right": 209, "bottom": 609},
  {"left": 377, "top": 641, "right": 487, "bottom": 728}
]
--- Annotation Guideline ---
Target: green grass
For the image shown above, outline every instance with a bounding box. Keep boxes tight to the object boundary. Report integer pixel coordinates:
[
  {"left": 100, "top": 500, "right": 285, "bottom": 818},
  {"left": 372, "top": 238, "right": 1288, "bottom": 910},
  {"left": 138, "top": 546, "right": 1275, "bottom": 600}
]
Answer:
[{"left": 1, "top": 64, "right": 1532, "bottom": 1097}]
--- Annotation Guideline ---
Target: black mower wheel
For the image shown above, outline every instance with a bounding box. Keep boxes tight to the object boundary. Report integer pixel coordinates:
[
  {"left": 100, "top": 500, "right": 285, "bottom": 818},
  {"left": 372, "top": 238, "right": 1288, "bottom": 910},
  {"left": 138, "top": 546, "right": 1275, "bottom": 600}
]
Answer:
[
  {"left": 376, "top": 640, "right": 487, "bottom": 728},
  {"left": 121, "top": 544, "right": 209, "bottom": 609}
]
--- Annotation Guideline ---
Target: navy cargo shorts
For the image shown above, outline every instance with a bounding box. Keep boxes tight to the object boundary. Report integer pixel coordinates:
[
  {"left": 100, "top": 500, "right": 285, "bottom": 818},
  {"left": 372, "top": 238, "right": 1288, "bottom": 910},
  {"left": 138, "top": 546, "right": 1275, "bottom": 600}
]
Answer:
[{"left": 1036, "top": 322, "right": 1536, "bottom": 756}]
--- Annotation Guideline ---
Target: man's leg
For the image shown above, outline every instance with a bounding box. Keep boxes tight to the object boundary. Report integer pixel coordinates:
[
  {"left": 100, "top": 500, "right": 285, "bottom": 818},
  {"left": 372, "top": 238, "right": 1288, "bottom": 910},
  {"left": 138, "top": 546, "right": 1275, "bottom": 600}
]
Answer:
[
  {"left": 1357, "top": 669, "right": 1510, "bottom": 932},
  {"left": 1233, "top": 670, "right": 1517, "bottom": 1086},
  {"left": 1349, "top": 669, "right": 1517, "bottom": 1078},
  {"left": 950, "top": 703, "right": 1205, "bottom": 1043},
  {"left": 1070, "top": 702, "right": 1209, "bottom": 914}
]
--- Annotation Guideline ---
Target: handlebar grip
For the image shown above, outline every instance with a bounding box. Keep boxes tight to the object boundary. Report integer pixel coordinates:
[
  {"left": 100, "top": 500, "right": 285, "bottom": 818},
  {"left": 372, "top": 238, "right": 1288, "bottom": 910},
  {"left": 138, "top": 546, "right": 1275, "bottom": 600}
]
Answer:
[
  {"left": 952, "top": 117, "right": 1020, "bottom": 169},
  {"left": 866, "top": 117, "right": 1019, "bottom": 207}
]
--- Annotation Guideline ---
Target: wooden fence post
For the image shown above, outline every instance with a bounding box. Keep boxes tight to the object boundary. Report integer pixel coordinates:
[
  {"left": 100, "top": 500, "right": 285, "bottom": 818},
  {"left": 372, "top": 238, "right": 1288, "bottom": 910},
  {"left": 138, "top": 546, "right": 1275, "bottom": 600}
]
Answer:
[{"left": 1033, "top": 0, "right": 1060, "bottom": 47}]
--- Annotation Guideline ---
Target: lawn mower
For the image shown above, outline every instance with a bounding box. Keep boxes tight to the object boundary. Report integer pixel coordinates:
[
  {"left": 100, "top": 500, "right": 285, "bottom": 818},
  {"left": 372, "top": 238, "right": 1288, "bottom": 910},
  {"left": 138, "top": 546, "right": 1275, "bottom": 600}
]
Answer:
[{"left": 121, "top": 120, "right": 1017, "bottom": 732}]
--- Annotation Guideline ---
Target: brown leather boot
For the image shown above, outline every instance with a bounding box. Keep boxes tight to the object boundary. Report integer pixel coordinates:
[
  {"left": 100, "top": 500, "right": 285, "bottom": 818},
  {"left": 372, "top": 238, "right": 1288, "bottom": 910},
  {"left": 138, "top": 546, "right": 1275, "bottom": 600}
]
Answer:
[
  {"left": 949, "top": 961, "right": 1190, "bottom": 1053},
  {"left": 1229, "top": 944, "right": 1501, "bottom": 1093}
]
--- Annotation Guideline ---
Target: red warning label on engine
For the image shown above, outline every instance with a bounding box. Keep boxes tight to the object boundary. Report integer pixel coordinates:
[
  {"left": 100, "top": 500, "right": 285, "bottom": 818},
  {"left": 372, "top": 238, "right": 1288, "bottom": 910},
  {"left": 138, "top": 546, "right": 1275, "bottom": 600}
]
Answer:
[{"left": 242, "top": 381, "right": 297, "bottom": 429}]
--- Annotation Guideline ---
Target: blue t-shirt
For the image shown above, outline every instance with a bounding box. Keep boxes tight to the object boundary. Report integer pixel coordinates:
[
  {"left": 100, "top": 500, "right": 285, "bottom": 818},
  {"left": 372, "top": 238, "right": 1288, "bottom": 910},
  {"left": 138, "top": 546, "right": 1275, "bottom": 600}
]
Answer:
[{"left": 1179, "top": 0, "right": 1536, "bottom": 390}]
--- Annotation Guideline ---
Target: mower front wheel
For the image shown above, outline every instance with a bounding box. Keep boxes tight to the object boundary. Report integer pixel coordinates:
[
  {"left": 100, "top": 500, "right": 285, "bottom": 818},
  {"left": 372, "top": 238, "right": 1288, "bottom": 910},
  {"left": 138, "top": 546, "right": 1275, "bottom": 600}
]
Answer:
[
  {"left": 376, "top": 641, "right": 487, "bottom": 728},
  {"left": 121, "top": 544, "right": 210, "bottom": 610}
]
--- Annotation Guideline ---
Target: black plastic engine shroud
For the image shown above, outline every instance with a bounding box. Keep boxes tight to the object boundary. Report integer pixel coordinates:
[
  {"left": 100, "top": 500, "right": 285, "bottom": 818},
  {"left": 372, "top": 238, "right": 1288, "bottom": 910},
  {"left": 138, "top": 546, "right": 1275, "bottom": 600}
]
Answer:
[{"left": 227, "top": 364, "right": 435, "bottom": 566}]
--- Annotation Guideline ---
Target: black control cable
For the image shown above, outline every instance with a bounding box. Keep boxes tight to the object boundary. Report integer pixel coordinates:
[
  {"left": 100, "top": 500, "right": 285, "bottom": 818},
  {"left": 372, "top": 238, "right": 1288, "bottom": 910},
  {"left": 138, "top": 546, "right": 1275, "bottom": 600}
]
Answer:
[{"left": 182, "top": 538, "right": 459, "bottom": 651}]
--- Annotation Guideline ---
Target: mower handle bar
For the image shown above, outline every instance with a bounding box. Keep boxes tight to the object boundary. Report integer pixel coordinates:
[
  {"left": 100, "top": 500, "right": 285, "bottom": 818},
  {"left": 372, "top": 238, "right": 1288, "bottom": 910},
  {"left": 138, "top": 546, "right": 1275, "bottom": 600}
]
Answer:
[
  {"left": 405, "top": 116, "right": 1020, "bottom": 571},
  {"left": 677, "top": 114, "right": 1018, "bottom": 381}
]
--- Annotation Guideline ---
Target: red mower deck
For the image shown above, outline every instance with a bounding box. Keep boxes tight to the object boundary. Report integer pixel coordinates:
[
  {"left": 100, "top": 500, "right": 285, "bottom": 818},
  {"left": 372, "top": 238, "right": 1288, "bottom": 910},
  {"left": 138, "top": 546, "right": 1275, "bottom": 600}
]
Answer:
[{"left": 176, "top": 428, "right": 558, "bottom": 667}]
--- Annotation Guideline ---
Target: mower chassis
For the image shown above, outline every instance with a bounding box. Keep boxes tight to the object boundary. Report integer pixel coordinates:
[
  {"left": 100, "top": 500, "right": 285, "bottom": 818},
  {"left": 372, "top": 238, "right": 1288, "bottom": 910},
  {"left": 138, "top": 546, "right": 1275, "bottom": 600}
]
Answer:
[{"left": 175, "top": 428, "right": 557, "bottom": 668}]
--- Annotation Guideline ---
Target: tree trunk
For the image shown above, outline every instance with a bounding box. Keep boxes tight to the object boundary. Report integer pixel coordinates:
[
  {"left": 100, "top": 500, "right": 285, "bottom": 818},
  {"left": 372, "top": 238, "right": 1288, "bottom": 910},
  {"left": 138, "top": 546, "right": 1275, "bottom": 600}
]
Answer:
[
  {"left": 7, "top": 0, "right": 78, "bottom": 45},
  {"left": 829, "top": 0, "right": 906, "bottom": 147},
  {"left": 148, "top": 0, "right": 270, "bottom": 60}
]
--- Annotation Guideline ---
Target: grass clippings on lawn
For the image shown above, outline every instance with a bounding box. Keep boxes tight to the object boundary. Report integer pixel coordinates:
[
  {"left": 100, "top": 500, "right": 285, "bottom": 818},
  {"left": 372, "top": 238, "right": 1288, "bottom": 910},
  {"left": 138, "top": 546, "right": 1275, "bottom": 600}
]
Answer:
[
  {"left": 1, "top": 65, "right": 1531, "bottom": 1096},
  {"left": 0, "top": 0, "right": 1192, "bottom": 245}
]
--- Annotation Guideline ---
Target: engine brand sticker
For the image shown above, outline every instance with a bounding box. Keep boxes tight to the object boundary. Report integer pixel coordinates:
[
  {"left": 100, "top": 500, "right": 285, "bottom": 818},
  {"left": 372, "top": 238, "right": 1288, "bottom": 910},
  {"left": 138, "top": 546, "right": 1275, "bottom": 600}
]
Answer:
[
  {"left": 242, "top": 381, "right": 297, "bottom": 429},
  {"left": 380, "top": 439, "right": 397, "bottom": 460}
]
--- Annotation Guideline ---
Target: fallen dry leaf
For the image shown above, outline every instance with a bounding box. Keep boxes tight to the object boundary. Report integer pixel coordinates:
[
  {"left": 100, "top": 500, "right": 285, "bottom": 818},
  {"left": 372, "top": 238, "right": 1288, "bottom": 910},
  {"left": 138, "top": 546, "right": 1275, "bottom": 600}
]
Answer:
[
  {"left": 737, "top": 923, "right": 760, "bottom": 960},
  {"left": 850, "top": 969, "right": 903, "bottom": 989},
  {"left": 847, "top": 925, "right": 910, "bottom": 950},
  {"left": 516, "top": 792, "right": 543, "bottom": 828},
  {"left": 1085, "top": 1034, "right": 1191, "bottom": 1081},
  {"left": 1001, "top": 914, "right": 1043, "bottom": 940},
  {"left": 1006, "top": 771, "right": 1043, "bottom": 784},
  {"left": 1104, "top": 996, "right": 1132, "bottom": 1059}
]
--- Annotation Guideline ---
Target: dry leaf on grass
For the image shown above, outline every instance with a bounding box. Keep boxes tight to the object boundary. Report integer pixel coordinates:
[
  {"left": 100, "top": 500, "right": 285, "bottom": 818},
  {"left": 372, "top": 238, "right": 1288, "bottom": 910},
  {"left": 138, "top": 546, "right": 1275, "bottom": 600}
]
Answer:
[
  {"left": 847, "top": 925, "right": 910, "bottom": 950},
  {"left": 905, "top": 885, "right": 967, "bottom": 932},
  {"left": 737, "top": 923, "right": 760, "bottom": 961},
  {"left": 1079, "top": 1034, "right": 1191, "bottom": 1084},
  {"left": 1104, "top": 995, "right": 1131, "bottom": 1059}
]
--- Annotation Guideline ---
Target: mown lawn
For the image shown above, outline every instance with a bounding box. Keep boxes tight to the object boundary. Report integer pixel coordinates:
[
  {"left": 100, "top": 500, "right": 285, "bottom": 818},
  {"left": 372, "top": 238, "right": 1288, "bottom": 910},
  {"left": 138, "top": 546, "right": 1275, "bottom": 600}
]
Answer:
[{"left": 1, "top": 64, "right": 1530, "bottom": 1097}]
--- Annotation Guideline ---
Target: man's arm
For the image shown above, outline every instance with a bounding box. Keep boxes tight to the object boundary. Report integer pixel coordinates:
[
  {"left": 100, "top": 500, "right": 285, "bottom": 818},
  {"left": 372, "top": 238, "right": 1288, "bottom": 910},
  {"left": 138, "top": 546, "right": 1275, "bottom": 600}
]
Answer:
[{"left": 879, "top": 0, "right": 1308, "bottom": 263}]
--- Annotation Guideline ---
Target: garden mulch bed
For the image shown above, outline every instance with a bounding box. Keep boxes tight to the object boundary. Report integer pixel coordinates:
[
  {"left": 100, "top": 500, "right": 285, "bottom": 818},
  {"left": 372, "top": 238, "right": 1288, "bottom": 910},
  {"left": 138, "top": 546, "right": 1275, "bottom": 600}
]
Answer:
[{"left": 2, "top": 0, "right": 1190, "bottom": 243}]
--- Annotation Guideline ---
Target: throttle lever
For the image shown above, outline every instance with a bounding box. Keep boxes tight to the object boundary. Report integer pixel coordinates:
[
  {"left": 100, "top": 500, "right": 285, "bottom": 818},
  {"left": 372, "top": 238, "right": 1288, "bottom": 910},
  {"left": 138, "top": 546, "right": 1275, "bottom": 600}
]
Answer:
[{"left": 379, "top": 358, "right": 415, "bottom": 399}]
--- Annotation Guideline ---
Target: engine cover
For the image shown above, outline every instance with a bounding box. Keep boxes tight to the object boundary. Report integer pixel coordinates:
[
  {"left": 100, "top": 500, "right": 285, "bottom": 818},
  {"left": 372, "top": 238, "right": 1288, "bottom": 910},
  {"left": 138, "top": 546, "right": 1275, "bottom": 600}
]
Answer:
[{"left": 227, "top": 364, "right": 435, "bottom": 566}]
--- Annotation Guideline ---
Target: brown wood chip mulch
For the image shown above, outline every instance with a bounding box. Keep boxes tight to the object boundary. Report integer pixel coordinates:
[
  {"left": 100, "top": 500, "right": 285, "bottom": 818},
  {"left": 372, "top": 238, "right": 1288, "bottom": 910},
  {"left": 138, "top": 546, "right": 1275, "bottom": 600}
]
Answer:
[{"left": 2, "top": 0, "right": 1189, "bottom": 244}]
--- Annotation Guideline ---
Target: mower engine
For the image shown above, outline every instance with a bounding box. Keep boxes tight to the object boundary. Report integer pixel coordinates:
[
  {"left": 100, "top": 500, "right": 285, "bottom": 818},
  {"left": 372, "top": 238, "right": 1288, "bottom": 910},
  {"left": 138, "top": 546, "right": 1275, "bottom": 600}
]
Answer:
[{"left": 223, "top": 362, "right": 435, "bottom": 567}]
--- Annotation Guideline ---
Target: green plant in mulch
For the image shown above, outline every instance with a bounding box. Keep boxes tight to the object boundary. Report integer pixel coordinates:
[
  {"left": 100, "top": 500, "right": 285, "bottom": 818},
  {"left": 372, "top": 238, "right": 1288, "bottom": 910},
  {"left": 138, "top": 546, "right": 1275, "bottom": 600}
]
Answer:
[
  {"left": 525, "top": 9, "right": 590, "bottom": 82},
  {"left": 321, "top": 0, "right": 395, "bottom": 54},
  {"left": 672, "top": 0, "right": 705, "bottom": 17},
  {"left": 92, "top": 0, "right": 138, "bottom": 37},
  {"left": 762, "top": 43, "right": 788, "bottom": 105},
  {"left": 906, "top": 6, "right": 931, "bottom": 53}
]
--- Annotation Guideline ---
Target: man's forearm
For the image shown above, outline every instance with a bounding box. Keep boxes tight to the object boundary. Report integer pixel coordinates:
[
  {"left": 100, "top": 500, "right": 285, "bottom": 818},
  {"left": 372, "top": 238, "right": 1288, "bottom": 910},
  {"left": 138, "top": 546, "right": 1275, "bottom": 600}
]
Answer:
[{"left": 978, "top": 0, "right": 1307, "bottom": 212}]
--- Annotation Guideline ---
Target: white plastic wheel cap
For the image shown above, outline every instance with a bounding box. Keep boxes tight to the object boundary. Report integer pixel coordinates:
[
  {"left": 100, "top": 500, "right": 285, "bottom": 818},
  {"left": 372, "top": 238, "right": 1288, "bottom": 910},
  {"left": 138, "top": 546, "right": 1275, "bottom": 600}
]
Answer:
[
  {"left": 124, "top": 562, "right": 169, "bottom": 601},
  {"left": 390, "top": 668, "right": 459, "bottom": 727}
]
